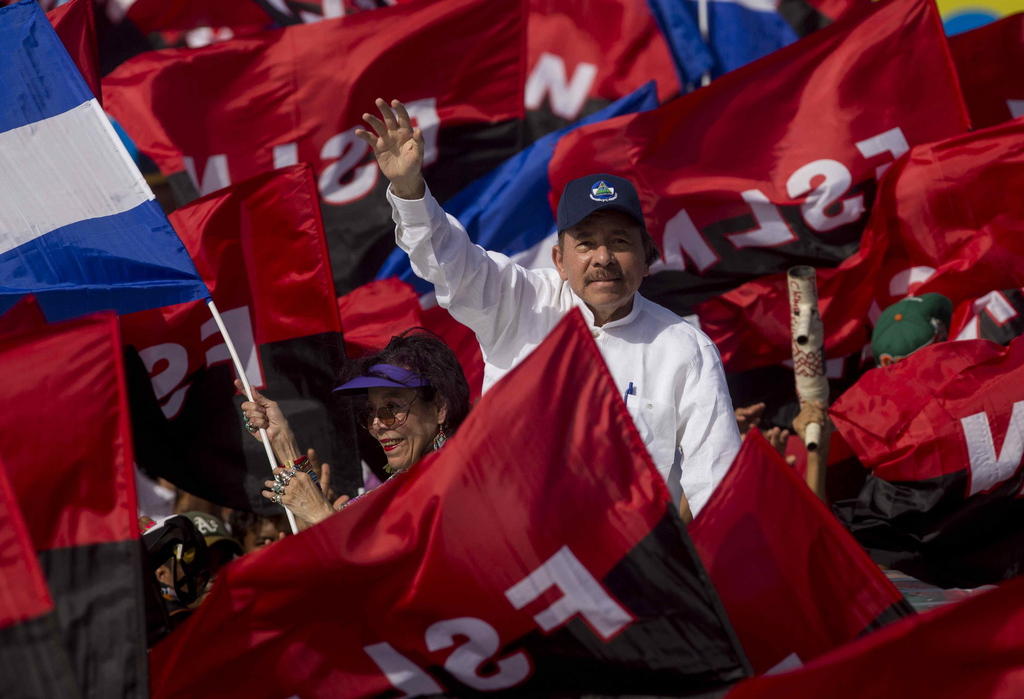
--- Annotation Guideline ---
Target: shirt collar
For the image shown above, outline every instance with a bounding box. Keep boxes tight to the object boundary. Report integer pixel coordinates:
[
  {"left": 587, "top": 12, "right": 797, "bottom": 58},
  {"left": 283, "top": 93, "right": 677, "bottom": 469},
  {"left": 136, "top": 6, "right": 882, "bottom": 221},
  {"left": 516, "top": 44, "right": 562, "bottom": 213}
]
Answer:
[{"left": 570, "top": 291, "right": 644, "bottom": 329}]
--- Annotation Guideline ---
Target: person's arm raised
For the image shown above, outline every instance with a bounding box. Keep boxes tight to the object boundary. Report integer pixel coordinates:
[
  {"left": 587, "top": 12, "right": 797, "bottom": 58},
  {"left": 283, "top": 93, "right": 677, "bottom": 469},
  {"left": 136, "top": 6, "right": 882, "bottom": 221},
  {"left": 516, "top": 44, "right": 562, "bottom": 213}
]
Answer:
[{"left": 355, "top": 98, "right": 425, "bottom": 200}]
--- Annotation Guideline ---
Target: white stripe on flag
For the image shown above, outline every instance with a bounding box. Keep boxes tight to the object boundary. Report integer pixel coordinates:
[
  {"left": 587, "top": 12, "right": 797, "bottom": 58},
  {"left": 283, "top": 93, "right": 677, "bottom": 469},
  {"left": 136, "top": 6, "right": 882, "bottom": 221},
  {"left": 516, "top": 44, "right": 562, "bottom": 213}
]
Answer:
[{"left": 0, "top": 99, "right": 153, "bottom": 254}]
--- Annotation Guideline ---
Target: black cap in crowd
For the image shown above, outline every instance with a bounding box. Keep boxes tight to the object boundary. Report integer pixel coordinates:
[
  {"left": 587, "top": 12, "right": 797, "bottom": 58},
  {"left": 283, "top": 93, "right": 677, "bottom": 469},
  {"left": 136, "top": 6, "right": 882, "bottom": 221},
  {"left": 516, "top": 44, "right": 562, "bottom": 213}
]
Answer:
[{"left": 556, "top": 173, "right": 647, "bottom": 234}]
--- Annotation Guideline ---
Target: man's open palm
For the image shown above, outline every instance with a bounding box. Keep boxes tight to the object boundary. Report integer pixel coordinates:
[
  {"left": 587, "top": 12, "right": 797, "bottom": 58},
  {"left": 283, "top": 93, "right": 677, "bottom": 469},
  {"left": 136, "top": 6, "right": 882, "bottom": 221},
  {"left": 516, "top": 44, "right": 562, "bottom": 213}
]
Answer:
[{"left": 355, "top": 98, "right": 425, "bottom": 198}]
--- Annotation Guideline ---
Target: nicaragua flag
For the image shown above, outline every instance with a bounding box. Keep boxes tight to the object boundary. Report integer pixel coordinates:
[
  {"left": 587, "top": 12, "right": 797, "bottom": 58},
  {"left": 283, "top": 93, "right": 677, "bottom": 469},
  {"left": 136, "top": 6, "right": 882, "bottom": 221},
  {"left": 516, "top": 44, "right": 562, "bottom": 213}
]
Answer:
[
  {"left": 0, "top": 0, "right": 207, "bottom": 321},
  {"left": 649, "top": 0, "right": 797, "bottom": 83},
  {"left": 375, "top": 82, "right": 659, "bottom": 295}
]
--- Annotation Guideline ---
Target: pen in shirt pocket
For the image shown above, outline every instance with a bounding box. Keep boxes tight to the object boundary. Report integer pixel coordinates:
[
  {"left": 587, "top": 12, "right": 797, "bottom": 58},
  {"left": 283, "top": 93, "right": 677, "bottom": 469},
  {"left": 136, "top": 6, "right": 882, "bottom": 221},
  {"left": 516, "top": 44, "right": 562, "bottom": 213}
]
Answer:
[{"left": 624, "top": 381, "right": 636, "bottom": 406}]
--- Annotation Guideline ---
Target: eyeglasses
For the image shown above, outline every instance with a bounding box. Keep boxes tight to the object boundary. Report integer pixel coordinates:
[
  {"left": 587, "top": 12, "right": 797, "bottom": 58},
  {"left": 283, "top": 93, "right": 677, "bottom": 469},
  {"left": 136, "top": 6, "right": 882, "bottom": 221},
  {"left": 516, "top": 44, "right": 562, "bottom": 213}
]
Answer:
[{"left": 356, "top": 396, "right": 419, "bottom": 430}]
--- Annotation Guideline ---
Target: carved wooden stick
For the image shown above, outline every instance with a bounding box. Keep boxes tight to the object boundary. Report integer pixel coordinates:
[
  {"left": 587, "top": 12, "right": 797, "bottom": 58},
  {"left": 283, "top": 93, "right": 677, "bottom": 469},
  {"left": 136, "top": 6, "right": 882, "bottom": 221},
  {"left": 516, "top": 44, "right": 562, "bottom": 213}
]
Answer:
[{"left": 788, "top": 266, "right": 829, "bottom": 498}]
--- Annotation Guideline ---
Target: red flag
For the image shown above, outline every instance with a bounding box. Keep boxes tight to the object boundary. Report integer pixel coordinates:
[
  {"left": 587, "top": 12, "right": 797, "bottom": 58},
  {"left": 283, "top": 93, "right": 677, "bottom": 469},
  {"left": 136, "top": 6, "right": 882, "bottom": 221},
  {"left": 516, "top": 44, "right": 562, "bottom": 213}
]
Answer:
[
  {"left": 690, "top": 431, "right": 910, "bottom": 675},
  {"left": 48, "top": 0, "right": 101, "bottom": 101},
  {"left": 706, "top": 107, "right": 1024, "bottom": 373},
  {"left": 830, "top": 336, "right": 1024, "bottom": 587},
  {"left": 868, "top": 117, "right": 1024, "bottom": 316},
  {"left": 950, "top": 13, "right": 1024, "bottom": 130},
  {"left": 0, "top": 294, "right": 47, "bottom": 336},
  {"left": 120, "top": 164, "right": 360, "bottom": 512},
  {"left": 338, "top": 279, "right": 486, "bottom": 401},
  {"left": 103, "top": 0, "right": 270, "bottom": 34},
  {"left": 103, "top": 0, "right": 527, "bottom": 294},
  {"left": 0, "top": 453, "right": 81, "bottom": 698},
  {"left": 336, "top": 278, "right": 424, "bottom": 359},
  {"left": 0, "top": 313, "right": 147, "bottom": 698},
  {"left": 727, "top": 574, "right": 1024, "bottom": 698},
  {"left": 546, "top": 0, "right": 968, "bottom": 371},
  {"left": 526, "top": 0, "right": 679, "bottom": 124},
  {"left": 148, "top": 310, "right": 749, "bottom": 698}
]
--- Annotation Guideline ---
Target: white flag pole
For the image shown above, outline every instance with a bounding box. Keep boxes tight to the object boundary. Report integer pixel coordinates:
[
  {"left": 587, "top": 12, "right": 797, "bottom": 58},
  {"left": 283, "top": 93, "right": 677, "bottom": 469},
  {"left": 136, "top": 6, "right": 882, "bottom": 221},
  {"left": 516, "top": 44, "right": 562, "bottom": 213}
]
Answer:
[
  {"left": 699, "top": 0, "right": 711, "bottom": 87},
  {"left": 206, "top": 299, "right": 299, "bottom": 535}
]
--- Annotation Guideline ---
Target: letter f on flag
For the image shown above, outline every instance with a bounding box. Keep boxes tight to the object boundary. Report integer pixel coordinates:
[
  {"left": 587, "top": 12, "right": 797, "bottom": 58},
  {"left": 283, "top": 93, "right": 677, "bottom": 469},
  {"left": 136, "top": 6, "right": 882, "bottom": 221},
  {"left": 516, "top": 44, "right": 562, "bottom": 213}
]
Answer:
[{"left": 0, "top": 0, "right": 208, "bottom": 322}]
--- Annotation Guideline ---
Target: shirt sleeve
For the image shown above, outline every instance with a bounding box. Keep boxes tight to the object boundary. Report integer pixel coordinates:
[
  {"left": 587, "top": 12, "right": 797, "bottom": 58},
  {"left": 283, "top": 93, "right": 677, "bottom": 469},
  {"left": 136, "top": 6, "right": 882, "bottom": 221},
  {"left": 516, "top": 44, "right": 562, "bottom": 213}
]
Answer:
[
  {"left": 676, "top": 339, "right": 741, "bottom": 517},
  {"left": 388, "top": 184, "right": 557, "bottom": 350}
]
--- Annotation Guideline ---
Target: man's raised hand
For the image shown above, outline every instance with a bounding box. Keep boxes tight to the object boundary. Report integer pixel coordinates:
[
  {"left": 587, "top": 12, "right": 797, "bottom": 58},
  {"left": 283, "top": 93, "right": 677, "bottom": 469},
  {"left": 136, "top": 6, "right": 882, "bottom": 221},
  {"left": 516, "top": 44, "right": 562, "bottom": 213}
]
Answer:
[{"left": 355, "top": 98, "right": 426, "bottom": 200}]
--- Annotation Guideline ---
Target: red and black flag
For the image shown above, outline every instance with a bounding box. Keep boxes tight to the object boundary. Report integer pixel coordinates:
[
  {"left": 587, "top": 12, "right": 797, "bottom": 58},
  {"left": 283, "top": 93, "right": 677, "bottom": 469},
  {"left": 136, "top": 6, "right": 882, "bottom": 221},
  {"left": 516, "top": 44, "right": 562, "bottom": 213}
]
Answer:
[
  {"left": 148, "top": 310, "right": 750, "bottom": 698},
  {"left": 0, "top": 454, "right": 81, "bottom": 699},
  {"left": 0, "top": 313, "right": 148, "bottom": 698},
  {"left": 525, "top": 0, "right": 679, "bottom": 134},
  {"left": 102, "top": 0, "right": 527, "bottom": 294},
  {"left": 547, "top": 0, "right": 968, "bottom": 372},
  {"left": 830, "top": 336, "right": 1024, "bottom": 589},
  {"left": 120, "top": 164, "right": 360, "bottom": 513},
  {"left": 702, "top": 110, "right": 1024, "bottom": 386},
  {"left": 727, "top": 573, "right": 1024, "bottom": 698},
  {"left": 690, "top": 431, "right": 911, "bottom": 675},
  {"left": 949, "top": 13, "right": 1024, "bottom": 130}
]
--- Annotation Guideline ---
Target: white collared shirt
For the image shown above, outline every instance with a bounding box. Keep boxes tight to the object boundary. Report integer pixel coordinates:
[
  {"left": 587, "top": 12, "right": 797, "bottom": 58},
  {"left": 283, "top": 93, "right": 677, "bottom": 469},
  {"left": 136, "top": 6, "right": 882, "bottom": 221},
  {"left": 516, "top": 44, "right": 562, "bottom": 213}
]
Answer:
[{"left": 389, "top": 185, "right": 739, "bottom": 516}]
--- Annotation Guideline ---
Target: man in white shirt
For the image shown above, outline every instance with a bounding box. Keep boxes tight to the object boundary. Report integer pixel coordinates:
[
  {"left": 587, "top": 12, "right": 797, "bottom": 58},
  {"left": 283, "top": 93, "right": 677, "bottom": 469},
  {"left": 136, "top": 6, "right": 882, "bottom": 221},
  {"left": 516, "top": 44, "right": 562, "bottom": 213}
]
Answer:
[{"left": 356, "top": 99, "right": 739, "bottom": 520}]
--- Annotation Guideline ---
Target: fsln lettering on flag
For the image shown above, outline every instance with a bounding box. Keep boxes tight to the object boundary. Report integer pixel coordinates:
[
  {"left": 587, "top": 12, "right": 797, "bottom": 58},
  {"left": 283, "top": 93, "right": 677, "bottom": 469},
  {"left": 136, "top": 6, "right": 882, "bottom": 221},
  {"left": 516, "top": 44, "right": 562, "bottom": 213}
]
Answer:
[{"left": 0, "top": 0, "right": 207, "bottom": 321}]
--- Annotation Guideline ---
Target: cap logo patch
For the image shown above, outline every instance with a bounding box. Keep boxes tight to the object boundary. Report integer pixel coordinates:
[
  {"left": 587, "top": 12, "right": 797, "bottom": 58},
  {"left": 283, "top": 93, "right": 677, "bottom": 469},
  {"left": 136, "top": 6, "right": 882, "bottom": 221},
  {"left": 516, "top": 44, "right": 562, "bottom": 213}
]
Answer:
[{"left": 590, "top": 180, "right": 617, "bottom": 202}]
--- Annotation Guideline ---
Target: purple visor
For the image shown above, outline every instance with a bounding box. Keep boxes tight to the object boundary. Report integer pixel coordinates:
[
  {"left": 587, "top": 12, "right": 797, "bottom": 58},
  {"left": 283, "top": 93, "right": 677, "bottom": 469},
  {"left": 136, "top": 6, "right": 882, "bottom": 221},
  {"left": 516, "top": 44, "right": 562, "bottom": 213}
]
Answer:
[{"left": 333, "top": 363, "right": 429, "bottom": 393}]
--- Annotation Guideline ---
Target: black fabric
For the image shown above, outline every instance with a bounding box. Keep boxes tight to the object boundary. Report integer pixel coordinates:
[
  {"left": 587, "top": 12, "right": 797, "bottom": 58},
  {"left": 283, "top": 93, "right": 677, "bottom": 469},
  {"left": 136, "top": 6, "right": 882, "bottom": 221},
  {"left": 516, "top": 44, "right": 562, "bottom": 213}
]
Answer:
[
  {"left": 127, "top": 331, "right": 360, "bottom": 515},
  {"left": 0, "top": 610, "right": 81, "bottom": 699},
  {"left": 640, "top": 180, "right": 876, "bottom": 317},
  {"left": 37, "top": 540, "right": 148, "bottom": 699},
  {"left": 423, "top": 508, "right": 750, "bottom": 697},
  {"left": 835, "top": 468, "right": 1024, "bottom": 588}
]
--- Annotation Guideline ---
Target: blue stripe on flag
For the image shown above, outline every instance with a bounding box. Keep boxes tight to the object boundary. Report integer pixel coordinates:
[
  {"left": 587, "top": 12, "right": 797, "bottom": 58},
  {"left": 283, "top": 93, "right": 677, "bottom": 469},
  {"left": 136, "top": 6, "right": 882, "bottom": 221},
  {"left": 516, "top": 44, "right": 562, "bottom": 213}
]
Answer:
[
  {"left": 376, "top": 83, "right": 659, "bottom": 294},
  {"left": 0, "top": 0, "right": 94, "bottom": 133},
  {"left": 0, "top": 200, "right": 208, "bottom": 320},
  {"left": 0, "top": 0, "right": 208, "bottom": 320}
]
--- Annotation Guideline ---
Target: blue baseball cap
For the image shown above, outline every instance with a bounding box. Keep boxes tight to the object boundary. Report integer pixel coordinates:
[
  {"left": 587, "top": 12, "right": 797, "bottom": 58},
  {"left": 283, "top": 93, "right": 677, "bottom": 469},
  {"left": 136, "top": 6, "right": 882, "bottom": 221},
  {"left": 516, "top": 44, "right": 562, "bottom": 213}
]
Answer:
[
  {"left": 556, "top": 173, "right": 647, "bottom": 234},
  {"left": 333, "top": 363, "right": 429, "bottom": 393}
]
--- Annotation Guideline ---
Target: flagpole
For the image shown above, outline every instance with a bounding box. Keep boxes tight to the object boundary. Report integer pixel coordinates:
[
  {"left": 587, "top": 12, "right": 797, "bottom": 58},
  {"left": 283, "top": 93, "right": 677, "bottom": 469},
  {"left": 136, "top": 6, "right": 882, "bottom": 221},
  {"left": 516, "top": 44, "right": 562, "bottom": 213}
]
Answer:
[
  {"left": 206, "top": 299, "right": 300, "bottom": 535},
  {"left": 699, "top": 0, "right": 711, "bottom": 87}
]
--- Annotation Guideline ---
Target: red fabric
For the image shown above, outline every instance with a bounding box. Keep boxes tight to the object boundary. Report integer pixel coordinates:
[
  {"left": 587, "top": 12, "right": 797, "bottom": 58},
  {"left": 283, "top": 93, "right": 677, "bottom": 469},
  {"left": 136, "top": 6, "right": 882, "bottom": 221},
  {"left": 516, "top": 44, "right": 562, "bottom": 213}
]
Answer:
[
  {"left": 704, "top": 105, "right": 1024, "bottom": 373},
  {"left": 114, "top": 0, "right": 270, "bottom": 33},
  {"left": 103, "top": 0, "right": 525, "bottom": 184},
  {"left": 800, "top": 0, "right": 870, "bottom": 21},
  {"left": 546, "top": 0, "right": 967, "bottom": 372},
  {"left": 727, "top": 574, "right": 1024, "bottom": 698},
  {"left": 420, "top": 303, "right": 484, "bottom": 403},
  {"left": 337, "top": 279, "right": 486, "bottom": 402},
  {"left": 148, "top": 311, "right": 677, "bottom": 697},
  {"left": 0, "top": 295, "right": 48, "bottom": 336},
  {"left": 528, "top": 0, "right": 679, "bottom": 106},
  {"left": 868, "top": 118, "right": 1024, "bottom": 316},
  {"left": 0, "top": 454, "right": 54, "bottom": 628},
  {"left": 950, "top": 13, "right": 1024, "bottom": 130},
  {"left": 690, "top": 431, "right": 905, "bottom": 674},
  {"left": 47, "top": 0, "right": 101, "bottom": 102},
  {"left": 830, "top": 336, "right": 1024, "bottom": 486},
  {"left": 0, "top": 313, "right": 138, "bottom": 550},
  {"left": 336, "top": 278, "right": 424, "bottom": 358},
  {"left": 121, "top": 165, "right": 338, "bottom": 395}
]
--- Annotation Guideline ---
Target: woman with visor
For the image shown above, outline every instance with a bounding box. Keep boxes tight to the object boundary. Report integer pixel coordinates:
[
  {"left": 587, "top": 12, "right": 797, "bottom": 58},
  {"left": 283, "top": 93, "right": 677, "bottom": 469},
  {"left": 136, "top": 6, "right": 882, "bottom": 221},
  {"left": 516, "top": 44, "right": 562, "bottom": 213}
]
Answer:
[{"left": 238, "top": 330, "right": 470, "bottom": 528}]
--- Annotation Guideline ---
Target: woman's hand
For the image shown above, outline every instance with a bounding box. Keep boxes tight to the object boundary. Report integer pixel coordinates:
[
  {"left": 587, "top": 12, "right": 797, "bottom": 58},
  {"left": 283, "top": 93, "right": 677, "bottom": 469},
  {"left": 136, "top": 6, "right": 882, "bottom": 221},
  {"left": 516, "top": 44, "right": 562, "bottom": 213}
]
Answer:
[
  {"left": 262, "top": 467, "right": 334, "bottom": 528},
  {"left": 236, "top": 379, "right": 302, "bottom": 463}
]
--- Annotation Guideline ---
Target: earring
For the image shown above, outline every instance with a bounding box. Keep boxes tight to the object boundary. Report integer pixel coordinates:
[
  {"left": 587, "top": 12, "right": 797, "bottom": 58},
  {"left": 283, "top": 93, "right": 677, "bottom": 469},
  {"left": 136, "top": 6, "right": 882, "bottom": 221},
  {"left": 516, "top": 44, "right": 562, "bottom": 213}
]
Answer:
[{"left": 432, "top": 424, "right": 448, "bottom": 452}]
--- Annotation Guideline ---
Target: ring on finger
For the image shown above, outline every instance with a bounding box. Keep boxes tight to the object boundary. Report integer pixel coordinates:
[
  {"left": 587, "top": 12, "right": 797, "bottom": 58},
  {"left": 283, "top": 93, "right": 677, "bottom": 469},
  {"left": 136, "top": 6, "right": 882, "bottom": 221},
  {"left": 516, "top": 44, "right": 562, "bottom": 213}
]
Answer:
[
  {"left": 272, "top": 483, "right": 284, "bottom": 495},
  {"left": 271, "top": 493, "right": 282, "bottom": 505}
]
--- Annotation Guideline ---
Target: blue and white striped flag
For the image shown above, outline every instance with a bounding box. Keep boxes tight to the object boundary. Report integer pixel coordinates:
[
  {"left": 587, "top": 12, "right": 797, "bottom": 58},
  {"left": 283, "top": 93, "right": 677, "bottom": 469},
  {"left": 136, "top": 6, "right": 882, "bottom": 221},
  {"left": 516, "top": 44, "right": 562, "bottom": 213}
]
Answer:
[{"left": 0, "top": 0, "right": 208, "bottom": 321}]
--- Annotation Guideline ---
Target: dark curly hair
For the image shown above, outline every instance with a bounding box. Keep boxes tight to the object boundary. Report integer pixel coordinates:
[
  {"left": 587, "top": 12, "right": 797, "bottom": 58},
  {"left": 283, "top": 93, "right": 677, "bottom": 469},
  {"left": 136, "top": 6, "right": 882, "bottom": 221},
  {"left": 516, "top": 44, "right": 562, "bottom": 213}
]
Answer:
[{"left": 340, "top": 329, "right": 470, "bottom": 435}]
